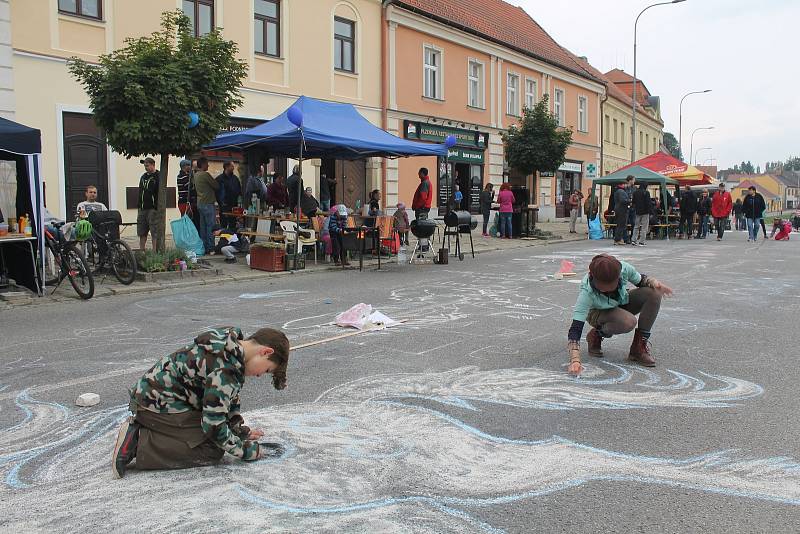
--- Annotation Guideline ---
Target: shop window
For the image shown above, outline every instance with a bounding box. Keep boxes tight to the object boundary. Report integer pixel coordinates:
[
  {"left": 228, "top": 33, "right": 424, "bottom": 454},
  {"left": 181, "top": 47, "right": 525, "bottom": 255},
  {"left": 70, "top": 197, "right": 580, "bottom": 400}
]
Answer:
[
  {"left": 334, "top": 17, "right": 355, "bottom": 73},
  {"left": 554, "top": 89, "right": 564, "bottom": 127},
  {"left": 58, "top": 0, "right": 102, "bottom": 20},
  {"left": 525, "top": 78, "right": 537, "bottom": 109},
  {"left": 255, "top": 0, "right": 280, "bottom": 57},
  {"left": 506, "top": 73, "right": 519, "bottom": 116},
  {"left": 468, "top": 60, "right": 483, "bottom": 108},
  {"left": 423, "top": 46, "right": 441, "bottom": 99},
  {"left": 578, "top": 96, "right": 588, "bottom": 132},
  {"left": 183, "top": 0, "right": 214, "bottom": 37}
]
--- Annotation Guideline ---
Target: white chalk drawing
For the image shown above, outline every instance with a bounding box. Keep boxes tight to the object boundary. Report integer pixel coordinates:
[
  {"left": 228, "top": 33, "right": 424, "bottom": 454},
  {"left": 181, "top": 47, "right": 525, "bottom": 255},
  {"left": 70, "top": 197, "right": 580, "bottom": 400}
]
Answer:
[
  {"left": 1, "top": 362, "right": 797, "bottom": 532},
  {"left": 238, "top": 290, "right": 309, "bottom": 300}
]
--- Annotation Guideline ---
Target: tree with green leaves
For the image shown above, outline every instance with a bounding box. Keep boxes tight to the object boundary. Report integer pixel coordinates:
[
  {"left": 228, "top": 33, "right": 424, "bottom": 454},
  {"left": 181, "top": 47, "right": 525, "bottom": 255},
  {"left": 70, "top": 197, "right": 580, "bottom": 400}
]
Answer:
[
  {"left": 69, "top": 10, "right": 248, "bottom": 251},
  {"left": 662, "top": 132, "right": 682, "bottom": 160},
  {"left": 502, "top": 95, "right": 573, "bottom": 179}
]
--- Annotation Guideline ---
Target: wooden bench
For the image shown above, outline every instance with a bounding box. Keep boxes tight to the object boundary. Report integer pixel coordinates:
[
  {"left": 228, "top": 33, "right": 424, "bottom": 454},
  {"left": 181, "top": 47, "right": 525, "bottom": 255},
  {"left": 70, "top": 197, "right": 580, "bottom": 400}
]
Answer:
[{"left": 239, "top": 231, "right": 285, "bottom": 241}]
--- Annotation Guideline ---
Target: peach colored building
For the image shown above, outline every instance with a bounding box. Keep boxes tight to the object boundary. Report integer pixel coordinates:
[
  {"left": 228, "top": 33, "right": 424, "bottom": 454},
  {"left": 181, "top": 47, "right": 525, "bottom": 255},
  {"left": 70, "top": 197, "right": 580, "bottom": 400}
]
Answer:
[
  {"left": 7, "top": 0, "right": 383, "bottom": 224},
  {"left": 383, "top": 0, "right": 604, "bottom": 221}
]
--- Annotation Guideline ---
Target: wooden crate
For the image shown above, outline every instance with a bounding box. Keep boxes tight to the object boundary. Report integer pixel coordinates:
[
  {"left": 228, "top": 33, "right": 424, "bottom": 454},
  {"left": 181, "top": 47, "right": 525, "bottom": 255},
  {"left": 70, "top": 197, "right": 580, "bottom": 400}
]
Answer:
[{"left": 250, "top": 246, "right": 285, "bottom": 272}]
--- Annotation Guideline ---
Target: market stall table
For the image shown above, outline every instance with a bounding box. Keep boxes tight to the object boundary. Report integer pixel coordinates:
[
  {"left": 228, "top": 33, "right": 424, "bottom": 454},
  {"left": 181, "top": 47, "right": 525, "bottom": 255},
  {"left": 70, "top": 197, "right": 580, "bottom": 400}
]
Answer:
[{"left": 0, "top": 233, "right": 41, "bottom": 295}]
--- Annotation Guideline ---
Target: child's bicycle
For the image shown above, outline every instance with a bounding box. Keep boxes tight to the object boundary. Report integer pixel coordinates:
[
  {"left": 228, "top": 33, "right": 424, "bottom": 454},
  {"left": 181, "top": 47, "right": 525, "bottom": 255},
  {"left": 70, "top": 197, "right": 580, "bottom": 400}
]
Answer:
[{"left": 42, "top": 222, "right": 95, "bottom": 300}]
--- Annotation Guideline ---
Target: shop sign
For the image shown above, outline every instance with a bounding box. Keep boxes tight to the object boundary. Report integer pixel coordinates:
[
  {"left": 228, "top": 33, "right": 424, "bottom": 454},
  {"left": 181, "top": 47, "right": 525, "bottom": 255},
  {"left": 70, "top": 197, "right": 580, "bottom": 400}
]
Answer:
[
  {"left": 586, "top": 162, "right": 598, "bottom": 180},
  {"left": 539, "top": 171, "right": 555, "bottom": 178},
  {"left": 404, "top": 120, "right": 487, "bottom": 149},
  {"left": 219, "top": 117, "right": 266, "bottom": 134},
  {"left": 447, "top": 147, "right": 484, "bottom": 164},
  {"left": 558, "top": 161, "right": 583, "bottom": 173}
]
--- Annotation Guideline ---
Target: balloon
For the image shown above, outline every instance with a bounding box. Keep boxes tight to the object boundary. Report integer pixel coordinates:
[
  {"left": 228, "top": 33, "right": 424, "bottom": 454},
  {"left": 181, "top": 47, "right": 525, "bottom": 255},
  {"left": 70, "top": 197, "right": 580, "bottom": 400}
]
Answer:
[
  {"left": 287, "top": 106, "right": 303, "bottom": 128},
  {"left": 187, "top": 112, "right": 199, "bottom": 128},
  {"left": 444, "top": 135, "right": 457, "bottom": 148}
]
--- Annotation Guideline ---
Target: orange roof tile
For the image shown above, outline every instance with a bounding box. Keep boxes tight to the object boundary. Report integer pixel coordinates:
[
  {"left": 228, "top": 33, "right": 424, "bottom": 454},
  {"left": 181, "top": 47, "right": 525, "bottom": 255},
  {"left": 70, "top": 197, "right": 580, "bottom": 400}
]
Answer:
[{"left": 391, "top": 0, "right": 599, "bottom": 83}]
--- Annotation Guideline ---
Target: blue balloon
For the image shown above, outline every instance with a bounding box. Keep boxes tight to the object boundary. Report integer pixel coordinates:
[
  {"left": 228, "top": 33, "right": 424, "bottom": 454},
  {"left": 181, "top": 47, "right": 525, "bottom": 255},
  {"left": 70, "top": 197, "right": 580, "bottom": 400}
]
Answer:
[
  {"left": 187, "top": 112, "right": 199, "bottom": 128},
  {"left": 444, "top": 135, "right": 457, "bottom": 148},
  {"left": 287, "top": 106, "right": 303, "bottom": 128}
]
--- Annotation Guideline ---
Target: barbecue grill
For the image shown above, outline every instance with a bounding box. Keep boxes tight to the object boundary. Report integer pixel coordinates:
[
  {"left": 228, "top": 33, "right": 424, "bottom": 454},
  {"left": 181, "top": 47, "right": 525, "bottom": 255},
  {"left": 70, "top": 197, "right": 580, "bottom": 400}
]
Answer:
[{"left": 409, "top": 218, "right": 438, "bottom": 263}]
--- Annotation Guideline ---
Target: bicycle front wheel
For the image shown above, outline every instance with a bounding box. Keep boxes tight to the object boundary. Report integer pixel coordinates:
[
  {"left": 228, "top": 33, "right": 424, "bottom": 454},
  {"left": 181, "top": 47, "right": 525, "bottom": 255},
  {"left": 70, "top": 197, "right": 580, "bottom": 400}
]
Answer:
[
  {"left": 109, "top": 239, "right": 137, "bottom": 285},
  {"left": 63, "top": 243, "right": 95, "bottom": 299}
]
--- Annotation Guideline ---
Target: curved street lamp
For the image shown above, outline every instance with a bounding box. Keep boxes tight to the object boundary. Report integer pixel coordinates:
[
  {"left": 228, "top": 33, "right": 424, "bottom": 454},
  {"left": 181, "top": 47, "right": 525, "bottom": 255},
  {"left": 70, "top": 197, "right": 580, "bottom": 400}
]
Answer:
[
  {"left": 679, "top": 89, "right": 711, "bottom": 159},
  {"left": 632, "top": 0, "right": 687, "bottom": 160},
  {"left": 694, "top": 147, "right": 712, "bottom": 165},
  {"left": 689, "top": 126, "right": 714, "bottom": 167}
]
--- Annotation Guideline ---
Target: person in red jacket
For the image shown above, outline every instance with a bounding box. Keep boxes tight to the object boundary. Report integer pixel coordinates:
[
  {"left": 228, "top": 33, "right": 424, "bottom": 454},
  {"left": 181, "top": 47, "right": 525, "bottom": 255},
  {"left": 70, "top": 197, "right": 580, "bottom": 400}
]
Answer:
[
  {"left": 710, "top": 183, "right": 733, "bottom": 241},
  {"left": 411, "top": 167, "right": 433, "bottom": 220}
]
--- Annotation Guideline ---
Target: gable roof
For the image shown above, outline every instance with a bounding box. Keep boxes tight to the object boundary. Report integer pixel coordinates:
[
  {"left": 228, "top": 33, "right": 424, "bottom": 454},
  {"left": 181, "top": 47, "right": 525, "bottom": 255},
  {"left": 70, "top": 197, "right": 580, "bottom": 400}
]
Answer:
[
  {"left": 734, "top": 180, "right": 779, "bottom": 198},
  {"left": 605, "top": 68, "right": 653, "bottom": 100},
  {"left": 390, "top": 0, "right": 600, "bottom": 84}
]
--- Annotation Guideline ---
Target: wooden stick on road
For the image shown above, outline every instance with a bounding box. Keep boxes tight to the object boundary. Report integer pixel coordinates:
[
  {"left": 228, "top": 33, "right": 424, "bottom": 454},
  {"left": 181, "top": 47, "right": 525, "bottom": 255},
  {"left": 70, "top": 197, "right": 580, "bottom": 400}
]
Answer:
[{"left": 290, "top": 319, "right": 409, "bottom": 351}]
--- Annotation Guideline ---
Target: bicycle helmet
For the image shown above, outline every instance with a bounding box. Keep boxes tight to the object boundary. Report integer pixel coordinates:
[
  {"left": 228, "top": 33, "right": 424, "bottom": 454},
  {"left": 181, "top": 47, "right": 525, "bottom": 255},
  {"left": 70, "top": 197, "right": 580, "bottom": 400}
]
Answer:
[{"left": 74, "top": 219, "right": 93, "bottom": 241}]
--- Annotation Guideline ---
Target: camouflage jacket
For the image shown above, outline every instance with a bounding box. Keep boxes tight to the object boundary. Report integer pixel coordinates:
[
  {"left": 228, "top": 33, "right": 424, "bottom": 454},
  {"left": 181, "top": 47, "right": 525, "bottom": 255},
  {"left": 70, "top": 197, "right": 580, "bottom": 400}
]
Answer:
[{"left": 130, "top": 327, "right": 259, "bottom": 461}]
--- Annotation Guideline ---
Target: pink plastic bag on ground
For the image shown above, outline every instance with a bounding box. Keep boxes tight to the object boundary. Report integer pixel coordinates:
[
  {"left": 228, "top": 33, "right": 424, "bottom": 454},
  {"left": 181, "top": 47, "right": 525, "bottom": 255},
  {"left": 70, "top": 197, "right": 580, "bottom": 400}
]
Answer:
[{"left": 335, "top": 303, "right": 373, "bottom": 329}]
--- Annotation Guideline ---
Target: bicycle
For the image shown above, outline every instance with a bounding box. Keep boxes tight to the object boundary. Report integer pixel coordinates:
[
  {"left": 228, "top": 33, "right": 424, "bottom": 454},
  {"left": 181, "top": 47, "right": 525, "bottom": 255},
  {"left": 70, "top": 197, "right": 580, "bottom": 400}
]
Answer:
[
  {"left": 42, "top": 222, "right": 95, "bottom": 300},
  {"left": 83, "top": 211, "right": 137, "bottom": 285}
]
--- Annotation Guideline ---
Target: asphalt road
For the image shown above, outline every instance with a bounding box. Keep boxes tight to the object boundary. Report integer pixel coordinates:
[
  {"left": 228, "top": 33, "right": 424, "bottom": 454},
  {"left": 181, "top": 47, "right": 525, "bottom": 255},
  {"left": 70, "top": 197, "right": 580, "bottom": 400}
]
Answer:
[{"left": 1, "top": 231, "right": 798, "bottom": 533}]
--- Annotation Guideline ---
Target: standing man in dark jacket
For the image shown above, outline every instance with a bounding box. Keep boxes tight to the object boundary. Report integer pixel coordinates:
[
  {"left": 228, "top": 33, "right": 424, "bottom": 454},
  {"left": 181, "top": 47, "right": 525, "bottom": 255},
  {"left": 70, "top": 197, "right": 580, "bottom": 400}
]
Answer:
[
  {"left": 742, "top": 185, "right": 767, "bottom": 242},
  {"left": 216, "top": 161, "right": 241, "bottom": 229},
  {"left": 412, "top": 167, "right": 433, "bottom": 220},
  {"left": 695, "top": 189, "right": 712, "bottom": 239},
  {"left": 194, "top": 157, "right": 220, "bottom": 255},
  {"left": 319, "top": 173, "right": 336, "bottom": 212},
  {"left": 613, "top": 176, "right": 634, "bottom": 245},
  {"left": 479, "top": 183, "right": 494, "bottom": 236},
  {"left": 137, "top": 157, "right": 161, "bottom": 251},
  {"left": 286, "top": 165, "right": 303, "bottom": 212},
  {"left": 733, "top": 198, "right": 744, "bottom": 230},
  {"left": 679, "top": 185, "right": 697, "bottom": 239},
  {"left": 631, "top": 182, "right": 651, "bottom": 246}
]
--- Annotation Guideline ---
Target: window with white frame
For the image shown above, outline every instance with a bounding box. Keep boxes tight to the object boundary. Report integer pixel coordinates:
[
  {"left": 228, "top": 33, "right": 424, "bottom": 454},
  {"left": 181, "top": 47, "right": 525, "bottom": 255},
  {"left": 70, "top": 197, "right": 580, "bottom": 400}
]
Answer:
[
  {"left": 578, "top": 96, "right": 588, "bottom": 132},
  {"left": 506, "top": 73, "right": 519, "bottom": 116},
  {"left": 468, "top": 60, "right": 483, "bottom": 108},
  {"left": 554, "top": 88, "right": 564, "bottom": 126},
  {"left": 620, "top": 122, "right": 625, "bottom": 147},
  {"left": 334, "top": 17, "right": 355, "bottom": 73},
  {"left": 612, "top": 118, "right": 618, "bottom": 144},
  {"left": 423, "top": 46, "right": 442, "bottom": 99},
  {"left": 525, "top": 78, "right": 537, "bottom": 109}
]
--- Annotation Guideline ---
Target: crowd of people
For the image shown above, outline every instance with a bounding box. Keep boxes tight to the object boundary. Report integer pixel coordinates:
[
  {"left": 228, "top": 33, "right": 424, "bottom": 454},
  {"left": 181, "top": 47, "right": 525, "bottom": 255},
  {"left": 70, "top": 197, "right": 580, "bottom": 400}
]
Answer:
[{"left": 592, "top": 176, "right": 794, "bottom": 245}]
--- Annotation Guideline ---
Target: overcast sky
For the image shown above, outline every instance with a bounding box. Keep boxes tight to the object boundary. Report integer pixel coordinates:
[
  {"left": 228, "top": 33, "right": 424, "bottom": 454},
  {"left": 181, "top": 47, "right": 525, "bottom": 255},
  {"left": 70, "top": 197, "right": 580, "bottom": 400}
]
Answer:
[{"left": 516, "top": 0, "right": 799, "bottom": 171}]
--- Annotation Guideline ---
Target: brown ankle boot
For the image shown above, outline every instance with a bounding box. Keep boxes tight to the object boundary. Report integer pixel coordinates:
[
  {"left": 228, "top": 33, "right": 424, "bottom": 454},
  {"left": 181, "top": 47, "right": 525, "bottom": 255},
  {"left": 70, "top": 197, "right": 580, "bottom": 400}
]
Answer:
[
  {"left": 586, "top": 328, "right": 603, "bottom": 357},
  {"left": 628, "top": 329, "right": 656, "bottom": 366}
]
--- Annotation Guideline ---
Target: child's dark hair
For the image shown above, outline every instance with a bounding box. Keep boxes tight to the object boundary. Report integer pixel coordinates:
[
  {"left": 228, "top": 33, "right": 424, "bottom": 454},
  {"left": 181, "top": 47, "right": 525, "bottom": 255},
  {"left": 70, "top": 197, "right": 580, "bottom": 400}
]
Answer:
[{"left": 248, "top": 328, "right": 290, "bottom": 390}]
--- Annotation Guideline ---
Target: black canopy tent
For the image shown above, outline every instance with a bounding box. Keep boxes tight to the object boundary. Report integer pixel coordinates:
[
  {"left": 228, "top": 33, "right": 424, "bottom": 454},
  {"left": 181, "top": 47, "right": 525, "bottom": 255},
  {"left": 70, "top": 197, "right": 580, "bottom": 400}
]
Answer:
[{"left": 0, "top": 116, "right": 45, "bottom": 294}]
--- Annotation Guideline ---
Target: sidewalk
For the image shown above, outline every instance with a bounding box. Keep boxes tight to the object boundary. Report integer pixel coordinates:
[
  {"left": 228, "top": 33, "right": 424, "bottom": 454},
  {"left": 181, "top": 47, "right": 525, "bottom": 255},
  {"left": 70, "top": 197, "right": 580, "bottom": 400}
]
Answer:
[{"left": 0, "top": 221, "right": 585, "bottom": 307}]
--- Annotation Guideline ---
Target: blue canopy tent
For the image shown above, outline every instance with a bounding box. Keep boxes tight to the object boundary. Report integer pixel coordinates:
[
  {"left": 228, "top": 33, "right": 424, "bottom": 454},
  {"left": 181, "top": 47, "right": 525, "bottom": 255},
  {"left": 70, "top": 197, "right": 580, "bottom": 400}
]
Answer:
[
  {"left": 205, "top": 95, "right": 449, "bottom": 159},
  {"left": 0, "top": 117, "right": 44, "bottom": 295},
  {"left": 206, "top": 96, "right": 452, "bottom": 268}
]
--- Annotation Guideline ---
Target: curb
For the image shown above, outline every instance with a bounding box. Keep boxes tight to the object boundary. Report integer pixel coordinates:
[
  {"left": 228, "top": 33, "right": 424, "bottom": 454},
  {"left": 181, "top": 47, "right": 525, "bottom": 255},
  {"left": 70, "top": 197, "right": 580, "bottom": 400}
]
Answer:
[{"left": 2, "top": 233, "right": 586, "bottom": 307}]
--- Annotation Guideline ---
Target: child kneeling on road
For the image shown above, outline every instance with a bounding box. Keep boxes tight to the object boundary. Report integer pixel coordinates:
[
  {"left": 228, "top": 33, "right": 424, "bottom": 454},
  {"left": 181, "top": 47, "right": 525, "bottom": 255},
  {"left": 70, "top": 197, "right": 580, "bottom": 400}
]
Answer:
[
  {"left": 112, "top": 326, "right": 289, "bottom": 478},
  {"left": 566, "top": 254, "right": 673, "bottom": 376},
  {"left": 214, "top": 227, "right": 250, "bottom": 264}
]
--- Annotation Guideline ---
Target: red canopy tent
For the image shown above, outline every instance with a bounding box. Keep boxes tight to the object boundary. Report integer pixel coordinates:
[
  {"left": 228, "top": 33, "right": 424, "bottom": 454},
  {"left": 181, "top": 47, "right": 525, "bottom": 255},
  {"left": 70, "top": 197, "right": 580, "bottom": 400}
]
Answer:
[{"left": 618, "top": 152, "right": 713, "bottom": 186}]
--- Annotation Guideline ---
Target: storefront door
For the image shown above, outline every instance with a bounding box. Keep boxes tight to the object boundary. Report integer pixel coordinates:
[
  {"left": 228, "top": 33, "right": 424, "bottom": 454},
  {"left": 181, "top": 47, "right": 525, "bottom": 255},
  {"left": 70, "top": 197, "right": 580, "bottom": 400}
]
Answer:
[
  {"left": 63, "top": 112, "right": 108, "bottom": 221},
  {"left": 556, "top": 171, "right": 581, "bottom": 218}
]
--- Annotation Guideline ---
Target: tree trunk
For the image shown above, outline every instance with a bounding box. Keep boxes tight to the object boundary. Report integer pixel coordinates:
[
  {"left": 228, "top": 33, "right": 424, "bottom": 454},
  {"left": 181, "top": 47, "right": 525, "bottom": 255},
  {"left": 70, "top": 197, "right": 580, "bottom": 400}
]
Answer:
[{"left": 156, "top": 153, "right": 169, "bottom": 252}]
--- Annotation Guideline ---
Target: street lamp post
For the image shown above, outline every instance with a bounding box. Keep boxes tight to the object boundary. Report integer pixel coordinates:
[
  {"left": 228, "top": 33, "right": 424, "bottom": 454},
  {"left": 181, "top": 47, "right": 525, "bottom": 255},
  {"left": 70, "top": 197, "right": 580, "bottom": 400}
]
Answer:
[
  {"left": 694, "top": 147, "right": 712, "bottom": 165},
  {"left": 679, "top": 89, "right": 711, "bottom": 160},
  {"left": 632, "top": 0, "right": 686, "bottom": 161},
  {"left": 689, "top": 126, "right": 714, "bottom": 167}
]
